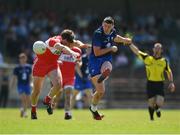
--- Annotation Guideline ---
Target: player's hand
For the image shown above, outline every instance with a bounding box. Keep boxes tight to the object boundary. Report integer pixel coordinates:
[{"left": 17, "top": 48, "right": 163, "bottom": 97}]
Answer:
[
  {"left": 83, "top": 44, "right": 92, "bottom": 48},
  {"left": 47, "top": 44, "right": 61, "bottom": 55},
  {"left": 111, "top": 46, "right": 118, "bottom": 53},
  {"left": 168, "top": 82, "right": 175, "bottom": 92},
  {"left": 123, "top": 38, "right": 132, "bottom": 45},
  {"left": 71, "top": 52, "right": 80, "bottom": 59}
]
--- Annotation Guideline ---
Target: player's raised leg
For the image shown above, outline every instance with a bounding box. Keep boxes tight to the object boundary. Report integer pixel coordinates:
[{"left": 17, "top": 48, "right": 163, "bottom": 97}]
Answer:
[{"left": 97, "top": 61, "right": 112, "bottom": 83}]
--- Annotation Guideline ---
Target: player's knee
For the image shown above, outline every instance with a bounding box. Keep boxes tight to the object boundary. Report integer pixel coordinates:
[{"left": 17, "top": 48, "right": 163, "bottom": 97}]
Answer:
[
  {"left": 156, "top": 96, "right": 164, "bottom": 107},
  {"left": 32, "top": 86, "right": 41, "bottom": 93},
  {"left": 32, "top": 89, "right": 40, "bottom": 97},
  {"left": 148, "top": 98, "right": 155, "bottom": 107},
  {"left": 156, "top": 102, "right": 163, "bottom": 107},
  {"left": 52, "top": 82, "right": 62, "bottom": 90},
  {"left": 148, "top": 102, "right": 154, "bottom": 108},
  {"left": 65, "top": 91, "right": 72, "bottom": 96},
  {"left": 101, "top": 61, "right": 112, "bottom": 74},
  {"left": 97, "top": 90, "right": 105, "bottom": 97}
]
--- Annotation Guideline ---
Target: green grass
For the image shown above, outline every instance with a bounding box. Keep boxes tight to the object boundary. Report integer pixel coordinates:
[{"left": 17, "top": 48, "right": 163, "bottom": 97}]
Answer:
[{"left": 0, "top": 108, "right": 180, "bottom": 134}]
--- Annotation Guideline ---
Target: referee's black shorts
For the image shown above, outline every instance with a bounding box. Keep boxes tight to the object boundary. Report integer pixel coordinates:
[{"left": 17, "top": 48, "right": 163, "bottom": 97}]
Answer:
[{"left": 146, "top": 81, "right": 164, "bottom": 99}]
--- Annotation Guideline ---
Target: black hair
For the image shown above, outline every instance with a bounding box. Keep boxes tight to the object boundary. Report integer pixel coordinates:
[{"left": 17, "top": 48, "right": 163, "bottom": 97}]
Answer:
[
  {"left": 103, "top": 16, "right": 114, "bottom": 24},
  {"left": 61, "top": 29, "right": 75, "bottom": 43}
]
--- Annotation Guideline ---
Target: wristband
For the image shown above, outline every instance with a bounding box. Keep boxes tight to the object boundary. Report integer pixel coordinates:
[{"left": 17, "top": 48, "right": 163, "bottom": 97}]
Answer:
[{"left": 169, "top": 81, "right": 174, "bottom": 83}]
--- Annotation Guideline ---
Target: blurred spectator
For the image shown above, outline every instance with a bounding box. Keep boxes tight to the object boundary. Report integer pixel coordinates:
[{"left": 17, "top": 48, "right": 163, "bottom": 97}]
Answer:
[
  {"left": 0, "top": 3, "right": 179, "bottom": 77},
  {"left": 0, "top": 51, "right": 4, "bottom": 65},
  {"left": 133, "top": 57, "right": 144, "bottom": 70},
  {"left": 0, "top": 68, "right": 9, "bottom": 108},
  {"left": 114, "top": 53, "right": 129, "bottom": 68},
  {"left": 169, "top": 41, "right": 178, "bottom": 63}
]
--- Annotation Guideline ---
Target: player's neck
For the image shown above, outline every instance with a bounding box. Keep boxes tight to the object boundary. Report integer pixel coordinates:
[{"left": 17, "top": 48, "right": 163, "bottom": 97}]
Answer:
[
  {"left": 68, "top": 44, "right": 73, "bottom": 49},
  {"left": 153, "top": 54, "right": 162, "bottom": 59},
  {"left": 20, "top": 63, "right": 26, "bottom": 66},
  {"left": 104, "top": 31, "right": 111, "bottom": 35}
]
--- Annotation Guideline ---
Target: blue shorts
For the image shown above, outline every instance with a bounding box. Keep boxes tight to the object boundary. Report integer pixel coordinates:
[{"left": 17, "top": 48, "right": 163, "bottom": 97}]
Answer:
[
  {"left": 89, "top": 56, "right": 112, "bottom": 77},
  {"left": 17, "top": 84, "right": 31, "bottom": 95},
  {"left": 74, "top": 75, "right": 93, "bottom": 91}
]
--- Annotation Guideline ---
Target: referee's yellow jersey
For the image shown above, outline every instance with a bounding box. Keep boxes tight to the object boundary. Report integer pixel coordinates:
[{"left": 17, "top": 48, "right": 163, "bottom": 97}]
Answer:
[{"left": 138, "top": 51, "right": 171, "bottom": 81}]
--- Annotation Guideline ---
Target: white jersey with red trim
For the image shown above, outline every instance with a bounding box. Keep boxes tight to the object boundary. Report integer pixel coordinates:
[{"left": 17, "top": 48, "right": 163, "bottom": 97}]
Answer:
[{"left": 59, "top": 47, "right": 81, "bottom": 79}]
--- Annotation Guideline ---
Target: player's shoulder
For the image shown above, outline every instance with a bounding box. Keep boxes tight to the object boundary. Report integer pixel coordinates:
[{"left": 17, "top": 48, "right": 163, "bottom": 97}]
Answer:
[
  {"left": 45, "top": 35, "right": 62, "bottom": 47},
  {"left": 25, "top": 64, "right": 32, "bottom": 68},
  {"left": 54, "top": 35, "right": 62, "bottom": 40},
  {"left": 94, "top": 27, "right": 103, "bottom": 35},
  {"left": 49, "top": 35, "right": 61, "bottom": 39},
  {"left": 14, "top": 65, "right": 21, "bottom": 73},
  {"left": 14, "top": 64, "right": 21, "bottom": 69},
  {"left": 49, "top": 35, "right": 61, "bottom": 41},
  {"left": 161, "top": 57, "right": 168, "bottom": 63}
]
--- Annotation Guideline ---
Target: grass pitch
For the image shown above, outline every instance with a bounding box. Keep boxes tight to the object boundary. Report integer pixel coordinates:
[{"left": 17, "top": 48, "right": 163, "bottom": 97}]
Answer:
[{"left": 0, "top": 108, "right": 180, "bottom": 134}]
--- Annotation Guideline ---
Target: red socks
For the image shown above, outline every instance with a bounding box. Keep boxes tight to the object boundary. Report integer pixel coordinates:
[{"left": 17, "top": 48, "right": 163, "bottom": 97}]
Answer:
[
  {"left": 31, "top": 105, "right": 36, "bottom": 112},
  {"left": 44, "top": 96, "right": 51, "bottom": 104}
]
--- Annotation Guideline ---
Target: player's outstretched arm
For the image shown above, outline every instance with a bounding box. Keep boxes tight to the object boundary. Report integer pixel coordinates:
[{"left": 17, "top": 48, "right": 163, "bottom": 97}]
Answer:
[
  {"left": 128, "top": 44, "right": 141, "bottom": 56},
  {"left": 72, "top": 40, "right": 91, "bottom": 49},
  {"left": 93, "top": 46, "right": 117, "bottom": 57},
  {"left": 54, "top": 43, "right": 79, "bottom": 58},
  {"left": 114, "top": 35, "right": 132, "bottom": 45}
]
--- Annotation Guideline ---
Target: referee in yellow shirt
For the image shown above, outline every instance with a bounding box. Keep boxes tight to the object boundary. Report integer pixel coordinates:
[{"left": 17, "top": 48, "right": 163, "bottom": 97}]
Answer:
[{"left": 128, "top": 43, "right": 175, "bottom": 120}]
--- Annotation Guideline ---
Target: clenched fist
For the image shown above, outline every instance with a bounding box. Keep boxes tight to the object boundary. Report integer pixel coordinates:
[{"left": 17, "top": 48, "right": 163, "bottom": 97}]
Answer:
[
  {"left": 168, "top": 82, "right": 175, "bottom": 92},
  {"left": 111, "top": 46, "right": 118, "bottom": 53}
]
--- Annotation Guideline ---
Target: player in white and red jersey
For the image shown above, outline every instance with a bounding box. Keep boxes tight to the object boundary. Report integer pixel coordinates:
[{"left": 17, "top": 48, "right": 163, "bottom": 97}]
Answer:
[
  {"left": 59, "top": 46, "right": 81, "bottom": 120},
  {"left": 31, "top": 31, "right": 79, "bottom": 120}
]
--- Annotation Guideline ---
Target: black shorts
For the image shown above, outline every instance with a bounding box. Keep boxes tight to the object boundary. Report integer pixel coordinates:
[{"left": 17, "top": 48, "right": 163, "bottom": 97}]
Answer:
[{"left": 146, "top": 81, "right": 164, "bottom": 99}]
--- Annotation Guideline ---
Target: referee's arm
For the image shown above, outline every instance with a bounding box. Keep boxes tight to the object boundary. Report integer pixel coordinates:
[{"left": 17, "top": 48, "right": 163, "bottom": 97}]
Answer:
[
  {"left": 165, "top": 61, "right": 176, "bottom": 92},
  {"left": 128, "top": 44, "right": 141, "bottom": 56},
  {"left": 128, "top": 44, "right": 148, "bottom": 61}
]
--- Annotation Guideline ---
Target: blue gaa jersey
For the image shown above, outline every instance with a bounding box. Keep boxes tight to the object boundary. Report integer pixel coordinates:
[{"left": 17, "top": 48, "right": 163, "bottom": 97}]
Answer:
[
  {"left": 89, "top": 26, "right": 117, "bottom": 77},
  {"left": 75, "top": 50, "right": 93, "bottom": 91},
  {"left": 79, "top": 50, "right": 90, "bottom": 79},
  {"left": 13, "top": 64, "right": 32, "bottom": 86}
]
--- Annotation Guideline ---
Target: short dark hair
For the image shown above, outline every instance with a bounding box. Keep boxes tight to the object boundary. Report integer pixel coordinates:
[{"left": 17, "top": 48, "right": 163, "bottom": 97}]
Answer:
[
  {"left": 103, "top": 16, "right": 114, "bottom": 24},
  {"left": 61, "top": 29, "right": 75, "bottom": 43}
]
